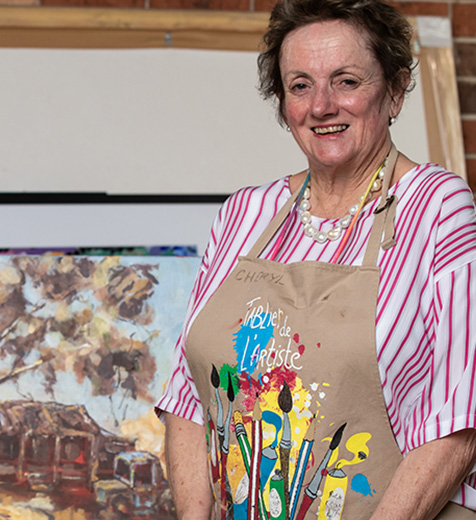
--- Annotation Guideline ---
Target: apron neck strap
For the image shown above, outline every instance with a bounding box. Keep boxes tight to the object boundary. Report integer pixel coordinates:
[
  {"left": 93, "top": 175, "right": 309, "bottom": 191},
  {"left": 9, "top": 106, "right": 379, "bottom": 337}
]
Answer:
[{"left": 363, "top": 143, "right": 399, "bottom": 266}]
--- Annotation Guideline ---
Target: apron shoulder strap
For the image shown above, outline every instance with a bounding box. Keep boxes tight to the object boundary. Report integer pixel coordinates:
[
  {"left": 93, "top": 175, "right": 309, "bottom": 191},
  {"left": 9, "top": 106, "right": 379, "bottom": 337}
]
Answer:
[{"left": 363, "top": 144, "right": 399, "bottom": 266}]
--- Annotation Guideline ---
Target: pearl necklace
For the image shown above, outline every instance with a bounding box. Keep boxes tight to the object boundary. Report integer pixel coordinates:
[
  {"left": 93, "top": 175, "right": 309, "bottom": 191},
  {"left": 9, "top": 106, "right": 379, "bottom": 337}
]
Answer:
[{"left": 300, "top": 165, "right": 386, "bottom": 243}]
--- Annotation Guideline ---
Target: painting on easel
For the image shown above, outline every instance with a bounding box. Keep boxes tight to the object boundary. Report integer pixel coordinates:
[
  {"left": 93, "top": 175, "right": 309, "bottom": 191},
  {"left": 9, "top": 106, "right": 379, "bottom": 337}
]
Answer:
[{"left": 0, "top": 255, "right": 200, "bottom": 520}]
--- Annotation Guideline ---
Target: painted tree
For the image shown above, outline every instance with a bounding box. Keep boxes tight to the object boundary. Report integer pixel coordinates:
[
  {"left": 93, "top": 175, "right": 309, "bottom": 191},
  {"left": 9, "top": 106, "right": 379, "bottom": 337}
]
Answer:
[{"left": 0, "top": 256, "right": 159, "bottom": 407}]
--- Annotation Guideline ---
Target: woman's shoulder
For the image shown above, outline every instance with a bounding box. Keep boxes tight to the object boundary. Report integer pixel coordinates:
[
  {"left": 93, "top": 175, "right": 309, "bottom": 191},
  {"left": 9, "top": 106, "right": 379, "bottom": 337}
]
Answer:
[
  {"left": 218, "top": 175, "right": 291, "bottom": 220},
  {"left": 201, "top": 175, "right": 293, "bottom": 278},
  {"left": 205, "top": 175, "right": 291, "bottom": 257},
  {"left": 398, "top": 162, "right": 470, "bottom": 189},
  {"left": 394, "top": 162, "right": 474, "bottom": 210},
  {"left": 393, "top": 163, "right": 476, "bottom": 275}
]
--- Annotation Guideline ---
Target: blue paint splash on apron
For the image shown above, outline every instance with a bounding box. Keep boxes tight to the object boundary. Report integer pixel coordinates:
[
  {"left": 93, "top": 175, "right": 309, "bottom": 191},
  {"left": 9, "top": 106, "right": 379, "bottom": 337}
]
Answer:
[
  {"left": 351, "top": 473, "right": 375, "bottom": 497},
  {"left": 233, "top": 314, "right": 274, "bottom": 375},
  {"left": 262, "top": 410, "right": 282, "bottom": 448}
]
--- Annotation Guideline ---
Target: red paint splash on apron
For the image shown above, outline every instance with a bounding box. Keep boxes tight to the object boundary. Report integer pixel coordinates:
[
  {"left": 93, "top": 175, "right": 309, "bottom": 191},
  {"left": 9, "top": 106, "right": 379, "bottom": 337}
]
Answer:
[{"left": 228, "top": 318, "right": 243, "bottom": 329}]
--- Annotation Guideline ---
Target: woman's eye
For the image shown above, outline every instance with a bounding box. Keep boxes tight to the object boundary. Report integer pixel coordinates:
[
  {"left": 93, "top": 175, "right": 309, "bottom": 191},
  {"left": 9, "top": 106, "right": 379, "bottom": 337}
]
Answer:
[
  {"left": 292, "top": 82, "right": 308, "bottom": 91},
  {"left": 341, "top": 78, "right": 358, "bottom": 87}
]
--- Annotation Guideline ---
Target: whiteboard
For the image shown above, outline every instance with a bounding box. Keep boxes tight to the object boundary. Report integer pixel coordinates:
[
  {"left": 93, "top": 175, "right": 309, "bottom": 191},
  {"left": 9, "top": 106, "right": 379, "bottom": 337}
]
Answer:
[{"left": 0, "top": 47, "right": 428, "bottom": 195}]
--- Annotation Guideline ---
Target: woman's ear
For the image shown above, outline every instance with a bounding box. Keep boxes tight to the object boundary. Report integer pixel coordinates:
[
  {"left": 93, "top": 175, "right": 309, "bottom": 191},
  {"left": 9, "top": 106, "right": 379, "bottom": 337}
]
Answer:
[
  {"left": 390, "top": 68, "right": 411, "bottom": 118},
  {"left": 277, "top": 93, "right": 288, "bottom": 128}
]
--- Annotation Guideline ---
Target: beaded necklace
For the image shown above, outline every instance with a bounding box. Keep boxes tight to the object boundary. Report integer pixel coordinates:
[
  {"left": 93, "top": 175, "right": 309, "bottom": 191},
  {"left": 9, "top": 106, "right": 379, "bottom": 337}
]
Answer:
[{"left": 269, "top": 157, "right": 388, "bottom": 263}]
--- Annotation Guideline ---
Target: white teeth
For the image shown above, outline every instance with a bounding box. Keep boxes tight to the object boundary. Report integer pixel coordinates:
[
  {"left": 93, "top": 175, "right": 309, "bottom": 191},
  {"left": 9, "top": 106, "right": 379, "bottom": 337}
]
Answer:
[{"left": 313, "top": 125, "right": 348, "bottom": 135}]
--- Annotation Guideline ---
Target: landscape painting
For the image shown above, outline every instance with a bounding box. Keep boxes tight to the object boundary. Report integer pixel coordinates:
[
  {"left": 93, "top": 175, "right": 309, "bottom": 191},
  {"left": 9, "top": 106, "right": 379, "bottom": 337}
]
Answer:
[{"left": 0, "top": 255, "right": 201, "bottom": 520}]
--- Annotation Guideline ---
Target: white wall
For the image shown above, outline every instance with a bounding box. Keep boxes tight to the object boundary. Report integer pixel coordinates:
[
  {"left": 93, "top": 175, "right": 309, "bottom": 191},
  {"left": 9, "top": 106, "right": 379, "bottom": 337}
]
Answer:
[{"left": 0, "top": 47, "right": 427, "bottom": 195}]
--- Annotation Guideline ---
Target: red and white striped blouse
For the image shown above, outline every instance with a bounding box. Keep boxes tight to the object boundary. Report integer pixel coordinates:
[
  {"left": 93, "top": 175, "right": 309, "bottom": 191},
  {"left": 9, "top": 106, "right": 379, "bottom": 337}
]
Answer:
[{"left": 156, "top": 163, "right": 476, "bottom": 509}]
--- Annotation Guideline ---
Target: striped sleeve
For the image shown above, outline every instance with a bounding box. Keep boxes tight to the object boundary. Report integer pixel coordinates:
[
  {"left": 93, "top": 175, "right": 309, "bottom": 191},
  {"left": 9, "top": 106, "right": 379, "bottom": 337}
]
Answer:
[
  {"left": 398, "top": 180, "right": 476, "bottom": 508},
  {"left": 400, "top": 177, "right": 476, "bottom": 447},
  {"left": 417, "top": 263, "right": 476, "bottom": 509},
  {"left": 406, "top": 262, "right": 476, "bottom": 448}
]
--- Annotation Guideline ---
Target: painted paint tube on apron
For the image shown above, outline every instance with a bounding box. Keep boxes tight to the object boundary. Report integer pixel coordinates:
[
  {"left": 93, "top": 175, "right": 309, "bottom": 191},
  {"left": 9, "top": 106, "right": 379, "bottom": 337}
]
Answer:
[
  {"left": 261, "top": 444, "right": 278, "bottom": 488},
  {"left": 269, "top": 469, "right": 286, "bottom": 520},
  {"left": 317, "top": 468, "right": 347, "bottom": 520}
]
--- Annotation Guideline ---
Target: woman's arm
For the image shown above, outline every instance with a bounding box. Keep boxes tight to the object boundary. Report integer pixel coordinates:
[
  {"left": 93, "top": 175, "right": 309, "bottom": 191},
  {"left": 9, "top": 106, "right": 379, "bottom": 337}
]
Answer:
[
  {"left": 164, "top": 412, "right": 214, "bottom": 520},
  {"left": 370, "top": 428, "right": 476, "bottom": 520}
]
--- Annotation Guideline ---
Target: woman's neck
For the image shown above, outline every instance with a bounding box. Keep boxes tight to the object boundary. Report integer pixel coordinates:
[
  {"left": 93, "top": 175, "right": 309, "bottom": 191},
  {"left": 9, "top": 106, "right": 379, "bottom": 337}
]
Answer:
[{"left": 289, "top": 150, "right": 417, "bottom": 220}]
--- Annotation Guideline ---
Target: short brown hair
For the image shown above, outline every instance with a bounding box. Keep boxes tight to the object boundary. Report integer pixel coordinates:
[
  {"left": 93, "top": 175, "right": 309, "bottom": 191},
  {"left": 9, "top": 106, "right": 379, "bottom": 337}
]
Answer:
[{"left": 258, "top": 0, "right": 415, "bottom": 124}]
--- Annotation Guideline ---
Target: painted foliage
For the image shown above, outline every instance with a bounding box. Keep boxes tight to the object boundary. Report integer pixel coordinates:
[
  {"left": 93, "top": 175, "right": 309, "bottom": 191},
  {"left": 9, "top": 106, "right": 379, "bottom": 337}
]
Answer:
[{"left": 0, "top": 255, "right": 200, "bottom": 520}]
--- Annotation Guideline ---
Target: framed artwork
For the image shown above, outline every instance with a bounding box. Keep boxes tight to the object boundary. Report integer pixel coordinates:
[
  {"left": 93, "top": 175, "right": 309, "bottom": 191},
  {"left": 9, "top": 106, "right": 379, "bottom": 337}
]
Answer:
[{"left": 0, "top": 254, "right": 201, "bottom": 519}]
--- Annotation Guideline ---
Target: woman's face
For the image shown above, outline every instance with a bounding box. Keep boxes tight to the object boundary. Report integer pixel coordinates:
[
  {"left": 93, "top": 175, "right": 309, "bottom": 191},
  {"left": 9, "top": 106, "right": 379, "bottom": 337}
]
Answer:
[{"left": 280, "top": 20, "right": 404, "bottom": 175}]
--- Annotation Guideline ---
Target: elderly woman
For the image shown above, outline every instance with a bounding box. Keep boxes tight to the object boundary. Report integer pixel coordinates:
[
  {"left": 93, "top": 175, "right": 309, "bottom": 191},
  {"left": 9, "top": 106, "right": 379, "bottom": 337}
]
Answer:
[{"left": 156, "top": 0, "right": 476, "bottom": 518}]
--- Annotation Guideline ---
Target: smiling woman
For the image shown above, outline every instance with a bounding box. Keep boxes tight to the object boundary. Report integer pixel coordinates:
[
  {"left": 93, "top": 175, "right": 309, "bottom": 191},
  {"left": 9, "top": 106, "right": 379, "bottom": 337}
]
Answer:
[
  {"left": 279, "top": 20, "right": 408, "bottom": 208},
  {"left": 156, "top": 1, "right": 476, "bottom": 520}
]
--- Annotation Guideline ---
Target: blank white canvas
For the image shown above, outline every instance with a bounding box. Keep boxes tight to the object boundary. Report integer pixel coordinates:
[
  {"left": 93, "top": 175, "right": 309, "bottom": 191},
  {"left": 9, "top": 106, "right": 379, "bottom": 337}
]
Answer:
[{"left": 0, "top": 47, "right": 428, "bottom": 195}]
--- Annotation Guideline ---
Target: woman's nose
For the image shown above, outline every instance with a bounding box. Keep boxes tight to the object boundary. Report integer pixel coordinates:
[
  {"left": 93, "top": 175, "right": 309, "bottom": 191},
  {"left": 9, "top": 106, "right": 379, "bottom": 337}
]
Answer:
[{"left": 310, "top": 86, "right": 337, "bottom": 118}]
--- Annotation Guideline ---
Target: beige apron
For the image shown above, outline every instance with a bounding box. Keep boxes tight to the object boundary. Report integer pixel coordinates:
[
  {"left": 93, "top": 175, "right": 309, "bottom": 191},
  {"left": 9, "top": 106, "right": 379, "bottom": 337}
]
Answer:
[{"left": 186, "top": 150, "right": 473, "bottom": 520}]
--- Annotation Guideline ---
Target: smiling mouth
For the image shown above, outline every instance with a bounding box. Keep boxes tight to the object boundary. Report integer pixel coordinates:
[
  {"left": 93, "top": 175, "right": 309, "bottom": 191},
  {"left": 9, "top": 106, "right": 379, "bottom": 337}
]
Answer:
[{"left": 312, "top": 125, "right": 349, "bottom": 135}]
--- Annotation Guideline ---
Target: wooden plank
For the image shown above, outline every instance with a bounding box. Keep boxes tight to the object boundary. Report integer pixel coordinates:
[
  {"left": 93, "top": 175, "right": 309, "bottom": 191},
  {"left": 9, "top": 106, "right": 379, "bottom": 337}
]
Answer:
[
  {"left": 419, "top": 47, "right": 467, "bottom": 179},
  {"left": 0, "top": 27, "right": 263, "bottom": 50},
  {"left": 0, "top": 7, "right": 268, "bottom": 50}
]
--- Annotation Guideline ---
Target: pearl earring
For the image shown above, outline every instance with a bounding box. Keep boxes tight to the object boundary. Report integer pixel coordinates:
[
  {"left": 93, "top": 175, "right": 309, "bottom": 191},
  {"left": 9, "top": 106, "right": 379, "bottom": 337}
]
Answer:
[{"left": 389, "top": 116, "right": 396, "bottom": 126}]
